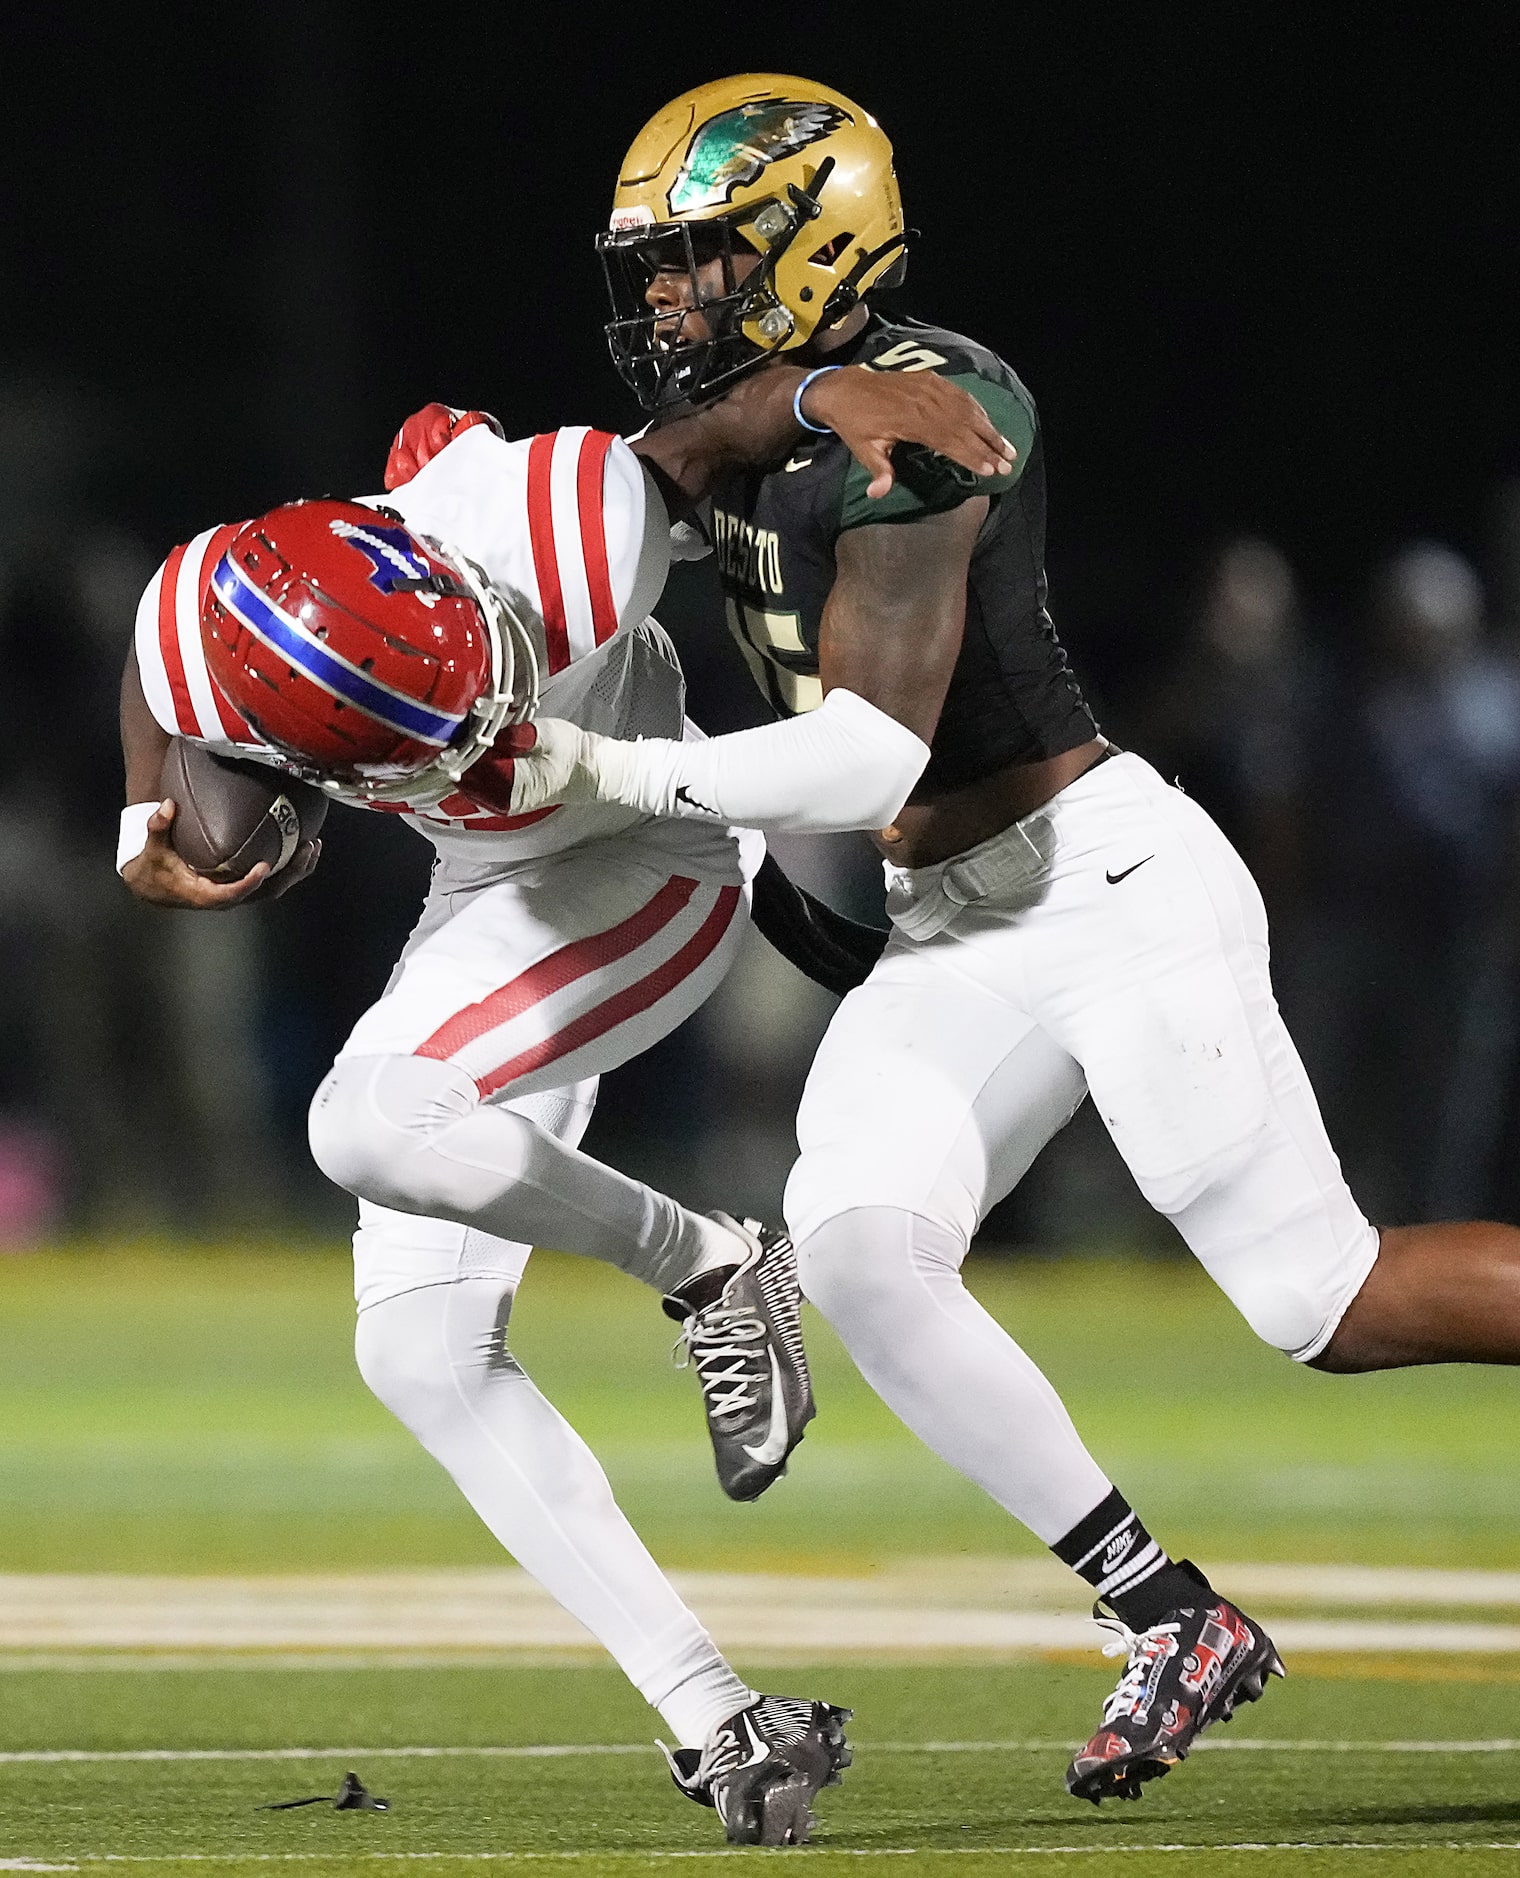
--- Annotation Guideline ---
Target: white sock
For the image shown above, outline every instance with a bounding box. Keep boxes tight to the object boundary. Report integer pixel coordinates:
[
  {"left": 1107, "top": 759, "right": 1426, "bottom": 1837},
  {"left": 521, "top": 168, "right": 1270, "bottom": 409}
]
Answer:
[
  {"left": 795, "top": 1206, "right": 1114, "bottom": 1544},
  {"left": 355, "top": 1276, "right": 754, "bottom": 1744},
  {"left": 312, "top": 1053, "right": 738, "bottom": 1297},
  {"left": 655, "top": 1657, "right": 758, "bottom": 1748}
]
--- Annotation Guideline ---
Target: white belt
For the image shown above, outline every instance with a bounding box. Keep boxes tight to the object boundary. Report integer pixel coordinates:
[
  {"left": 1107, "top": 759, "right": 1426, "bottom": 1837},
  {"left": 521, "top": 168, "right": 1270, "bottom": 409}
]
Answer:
[{"left": 885, "top": 813, "right": 1053, "bottom": 942}]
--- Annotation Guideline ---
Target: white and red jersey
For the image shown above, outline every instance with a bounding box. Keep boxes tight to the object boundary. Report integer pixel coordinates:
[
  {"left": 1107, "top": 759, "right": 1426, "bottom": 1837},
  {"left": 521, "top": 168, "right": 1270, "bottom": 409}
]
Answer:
[{"left": 134, "top": 424, "right": 685, "bottom": 865}]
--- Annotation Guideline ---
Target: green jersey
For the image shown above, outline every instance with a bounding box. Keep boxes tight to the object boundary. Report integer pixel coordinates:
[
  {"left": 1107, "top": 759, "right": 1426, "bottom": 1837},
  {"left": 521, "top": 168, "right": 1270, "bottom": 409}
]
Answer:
[{"left": 705, "top": 311, "right": 1097, "bottom": 796}]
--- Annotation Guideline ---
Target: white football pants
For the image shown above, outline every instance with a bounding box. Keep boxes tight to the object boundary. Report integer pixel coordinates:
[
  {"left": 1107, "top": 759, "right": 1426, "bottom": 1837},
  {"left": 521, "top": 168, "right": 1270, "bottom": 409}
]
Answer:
[
  {"left": 309, "top": 828, "right": 752, "bottom": 1305},
  {"left": 791, "top": 753, "right": 1379, "bottom": 1543},
  {"left": 310, "top": 824, "right": 760, "bottom": 1743}
]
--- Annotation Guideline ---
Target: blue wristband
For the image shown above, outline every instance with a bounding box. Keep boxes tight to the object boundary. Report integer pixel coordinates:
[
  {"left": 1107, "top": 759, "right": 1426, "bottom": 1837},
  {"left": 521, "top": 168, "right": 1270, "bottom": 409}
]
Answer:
[{"left": 793, "top": 365, "right": 842, "bottom": 434}]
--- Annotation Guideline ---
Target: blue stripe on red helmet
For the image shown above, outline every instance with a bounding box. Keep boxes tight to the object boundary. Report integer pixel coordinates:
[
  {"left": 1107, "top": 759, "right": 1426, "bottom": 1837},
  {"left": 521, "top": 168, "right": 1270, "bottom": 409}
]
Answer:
[{"left": 210, "top": 555, "right": 465, "bottom": 747}]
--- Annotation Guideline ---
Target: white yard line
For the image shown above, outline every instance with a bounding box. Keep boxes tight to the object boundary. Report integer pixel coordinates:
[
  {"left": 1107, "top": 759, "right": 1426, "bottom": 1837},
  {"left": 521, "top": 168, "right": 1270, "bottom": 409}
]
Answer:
[
  {"left": 4, "top": 1738, "right": 1519, "bottom": 1766},
  {"left": 5, "top": 1569, "right": 1520, "bottom": 1655}
]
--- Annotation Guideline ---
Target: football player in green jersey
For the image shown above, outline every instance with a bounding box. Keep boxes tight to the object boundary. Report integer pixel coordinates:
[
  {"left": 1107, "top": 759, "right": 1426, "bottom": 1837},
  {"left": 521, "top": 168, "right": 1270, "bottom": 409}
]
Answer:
[
  {"left": 577, "top": 72, "right": 1285, "bottom": 1805},
  {"left": 470, "top": 74, "right": 1520, "bottom": 1807}
]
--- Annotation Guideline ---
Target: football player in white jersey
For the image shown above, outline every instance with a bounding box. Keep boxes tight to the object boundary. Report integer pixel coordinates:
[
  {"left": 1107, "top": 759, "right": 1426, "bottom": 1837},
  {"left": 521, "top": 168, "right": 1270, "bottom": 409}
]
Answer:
[
  {"left": 117, "top": 362, "right": 1012, "bottom": 1847},
  {"left": 398, "top": 74, "right": 1520, "bottom": 1805}
]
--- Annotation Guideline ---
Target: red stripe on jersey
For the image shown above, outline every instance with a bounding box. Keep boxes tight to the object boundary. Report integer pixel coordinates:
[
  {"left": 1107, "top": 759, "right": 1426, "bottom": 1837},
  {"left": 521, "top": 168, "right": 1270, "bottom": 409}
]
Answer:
[
  {"left": 198, "top": 524, "right": 253, "bottom": 741},
  {"left": 432, "top": 787, "right": 559, "bottom": 833},
  {"left": 474, "top": 884, "right": 740, "bottom": 1099},
  {"left": 434, "top": 791, "right": 481, "bottom": 819},
  {"left": 415, "top": 874, "right": 699, "bottom": 1063},
  {"left": 576, "top": 429, "right": 619, "bottom": 646},
  {"left": 527, "top": 432, "right": 570, "bottom": 674},
  {"left": 156, "top": 542, "right": 197, "bottom": 734}
]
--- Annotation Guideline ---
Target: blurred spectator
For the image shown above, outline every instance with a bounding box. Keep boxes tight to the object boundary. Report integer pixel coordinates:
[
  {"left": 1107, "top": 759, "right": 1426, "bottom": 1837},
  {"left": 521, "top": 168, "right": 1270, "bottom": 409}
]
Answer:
[
  {"left": 1308, "top": 542, "right": 1520, "bottom": 1222},
  {"left": 0, "top": 371, "right": 287, "bottom": 1229},
  {"left": 1141, "top": 537, "right": 1323, "bottom": 915},
  {"left": 1482, "top": 483, "right": 1520, "bottom": 1222},
  {"left": 1031, "top": 538, "right": 1330, "bottom": 1256}
]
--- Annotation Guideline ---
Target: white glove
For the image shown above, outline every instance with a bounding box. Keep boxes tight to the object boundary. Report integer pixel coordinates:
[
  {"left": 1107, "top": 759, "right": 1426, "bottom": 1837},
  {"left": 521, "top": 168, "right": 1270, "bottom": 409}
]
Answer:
[{"left": 501, "top": 719, "right": 603, "bottom": 815}]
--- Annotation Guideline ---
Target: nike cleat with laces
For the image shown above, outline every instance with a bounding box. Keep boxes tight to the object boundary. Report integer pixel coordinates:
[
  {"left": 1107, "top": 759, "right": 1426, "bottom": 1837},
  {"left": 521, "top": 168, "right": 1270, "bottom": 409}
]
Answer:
[
  {"left": 1066, "top": 1565, "right": 1285, "bottom": 1803},
  {"left": 664, "top": 1215, "right": 815, "bottom": 1502},
  {"left": 659, "top": 1696, "right": 852, "bottom": 1846}
]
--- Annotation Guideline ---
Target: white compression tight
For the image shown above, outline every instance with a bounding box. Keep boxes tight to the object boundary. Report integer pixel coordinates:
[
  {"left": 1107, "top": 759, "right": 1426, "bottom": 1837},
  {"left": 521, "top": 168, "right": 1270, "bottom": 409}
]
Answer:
[
  {"left": 311, "top": 1053, "right": 737, "bottom": 1300},
  {"left": 356, "top": 1269, "right": 754, "bottom": 1745},
  {"left": 795, "top": 1207, "right": 1113, "bottom": 1545}
]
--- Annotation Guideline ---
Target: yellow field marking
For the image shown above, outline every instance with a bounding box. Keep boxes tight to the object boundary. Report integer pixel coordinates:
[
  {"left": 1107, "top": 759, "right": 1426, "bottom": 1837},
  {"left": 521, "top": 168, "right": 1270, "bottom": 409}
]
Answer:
[{"left": 1255, "top": 1653, "right": 1520, "bottom": 1685}]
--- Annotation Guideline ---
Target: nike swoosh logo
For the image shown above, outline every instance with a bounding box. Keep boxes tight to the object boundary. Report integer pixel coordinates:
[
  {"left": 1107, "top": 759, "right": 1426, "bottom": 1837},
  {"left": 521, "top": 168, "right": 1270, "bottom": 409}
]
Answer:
[
  {"left": 742, "top": 1349, "right": 791, "bottom": 1465},
  {"left": 1106, "top": 856, "right": 1154, "bottom": 885},
  {"left": 784, "top": 455, "right": 812, "bottom": 472},
  {"left": 738, "top": 1717, "right": 771, "bottom": 1768},
  {"left": 675, "top": 784, "right": 720, "bottom": 816}
]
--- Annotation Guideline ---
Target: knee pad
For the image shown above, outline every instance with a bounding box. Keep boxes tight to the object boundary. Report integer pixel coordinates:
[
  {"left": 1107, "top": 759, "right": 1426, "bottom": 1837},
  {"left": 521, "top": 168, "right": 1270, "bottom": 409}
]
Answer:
[
  {"left": 796, "top": 1206, "right": 966, "bottom": 1331},
  {"left": 355, "top": 1280, "right": 520, "bottom": 1435},
  {"left": 354, "top": 1293, "right": 444, "bottom": 1419},
  {"left": 793, "top": 1216, "right": 851, "bottom": 1323},
  {"left": 1164, "top": 1134, "right": 1380, "bottom": 1362},
  {"left": 308, "top": 1054, "right": 480, "bottom": 1212},
  {"left": 1216, "top": 1266, "right": 1339, "bottom": 1357},
  {"left": 793, "top": 1209, "right": 885, "bottom": 1321},
  {"left": 1214, "top": 1256, "right": 1377, "bottom": 1361}
]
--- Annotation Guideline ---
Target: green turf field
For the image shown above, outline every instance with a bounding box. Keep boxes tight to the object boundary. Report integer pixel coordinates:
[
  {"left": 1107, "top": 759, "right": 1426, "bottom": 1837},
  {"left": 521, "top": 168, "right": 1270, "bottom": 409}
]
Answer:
[
  {"left": 6, "top": 1658, "right": 1520, "bottom": 1872},
  {"left": 3, "top": 1243, "right": 1520, "bottom": 1871},
  {"left": 2, "top": 1243, "right": 1519, "bottom": 1573}
]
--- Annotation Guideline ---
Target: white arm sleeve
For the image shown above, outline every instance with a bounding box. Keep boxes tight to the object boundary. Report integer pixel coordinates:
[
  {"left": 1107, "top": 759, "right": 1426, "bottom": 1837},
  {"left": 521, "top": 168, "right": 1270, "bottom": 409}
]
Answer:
[{"left": 563, "top": 688, "right": 930, "bottom": 834}]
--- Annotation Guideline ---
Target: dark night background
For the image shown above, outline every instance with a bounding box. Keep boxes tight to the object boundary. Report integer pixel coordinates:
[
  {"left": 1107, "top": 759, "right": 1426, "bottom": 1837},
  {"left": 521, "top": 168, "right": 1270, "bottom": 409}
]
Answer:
[
  {"left": 9, "top": 6, "right": 1514, "bottom": 613},
  {"left": 0, "top": 3, "right": 1516, "bottom": 1237}
]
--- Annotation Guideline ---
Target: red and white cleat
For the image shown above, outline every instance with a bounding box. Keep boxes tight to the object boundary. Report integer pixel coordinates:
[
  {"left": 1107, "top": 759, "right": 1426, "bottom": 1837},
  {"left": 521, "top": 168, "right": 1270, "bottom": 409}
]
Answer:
[{"left": 1066, "top": 1566, "right": 1286, "bottom": 1803}]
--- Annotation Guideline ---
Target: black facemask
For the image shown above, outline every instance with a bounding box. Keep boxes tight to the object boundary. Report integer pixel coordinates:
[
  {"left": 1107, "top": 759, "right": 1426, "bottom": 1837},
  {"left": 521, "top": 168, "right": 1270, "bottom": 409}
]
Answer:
[{"left": 597, "top": 213, "right": 785, "bottom": 411}]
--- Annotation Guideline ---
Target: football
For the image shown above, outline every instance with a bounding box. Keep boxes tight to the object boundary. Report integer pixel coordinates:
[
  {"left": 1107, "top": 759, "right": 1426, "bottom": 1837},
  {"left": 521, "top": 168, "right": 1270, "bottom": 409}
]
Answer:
[{"left": 160, "top": 738, "right": 328, "bottom": 882}]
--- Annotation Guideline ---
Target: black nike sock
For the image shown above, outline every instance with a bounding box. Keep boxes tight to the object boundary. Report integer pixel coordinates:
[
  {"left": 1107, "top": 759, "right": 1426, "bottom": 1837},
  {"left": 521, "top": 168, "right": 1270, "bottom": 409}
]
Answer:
[{"left": 1050, "top": 1488, "right": 1212, "bottom": 1631}]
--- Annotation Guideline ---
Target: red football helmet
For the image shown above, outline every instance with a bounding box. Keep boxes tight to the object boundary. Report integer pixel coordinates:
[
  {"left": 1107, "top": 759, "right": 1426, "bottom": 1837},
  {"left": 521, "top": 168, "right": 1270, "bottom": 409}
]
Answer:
[{"left": 202, "top": 500, "right": 538, "bottom": 805}]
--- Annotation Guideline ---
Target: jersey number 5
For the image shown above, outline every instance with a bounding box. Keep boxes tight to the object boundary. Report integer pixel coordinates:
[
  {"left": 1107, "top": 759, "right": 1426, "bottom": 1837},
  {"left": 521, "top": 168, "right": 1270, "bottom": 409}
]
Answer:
[
  {"left": 867, "top": 340, "right": 949, "bottom": 374},
  {"left": 725, "top": 599, "right": 824, "bottom": 715}
]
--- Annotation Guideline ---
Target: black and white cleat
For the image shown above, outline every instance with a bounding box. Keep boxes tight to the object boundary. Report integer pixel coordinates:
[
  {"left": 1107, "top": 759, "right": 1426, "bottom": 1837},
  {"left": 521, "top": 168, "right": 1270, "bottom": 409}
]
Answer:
[
  {"left": 665, "top": 1214, "right": 815, "bottom": 1502},
  {"left": 1066, "top": 1564, "right": 1286, "bottom": 1804},
  {"left": 660, "top": 1695, "right": 852, "bottom": 1846}
]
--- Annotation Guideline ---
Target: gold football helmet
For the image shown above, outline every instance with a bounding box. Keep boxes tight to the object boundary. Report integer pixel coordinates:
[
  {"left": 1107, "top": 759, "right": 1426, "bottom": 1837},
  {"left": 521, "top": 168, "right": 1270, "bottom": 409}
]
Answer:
[{"left": 599, "top": 74, "right": 909, "bottom": 408}]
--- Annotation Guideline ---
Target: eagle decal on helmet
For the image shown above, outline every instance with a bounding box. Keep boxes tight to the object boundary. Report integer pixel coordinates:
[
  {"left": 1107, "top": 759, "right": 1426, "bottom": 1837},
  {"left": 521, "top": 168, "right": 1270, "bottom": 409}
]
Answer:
[
  {"left": 328, "top": 517, "right": 435, "bottom": 595},
  {"left": 667, "top": 99, "right": 849, "bottom": 215}
]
